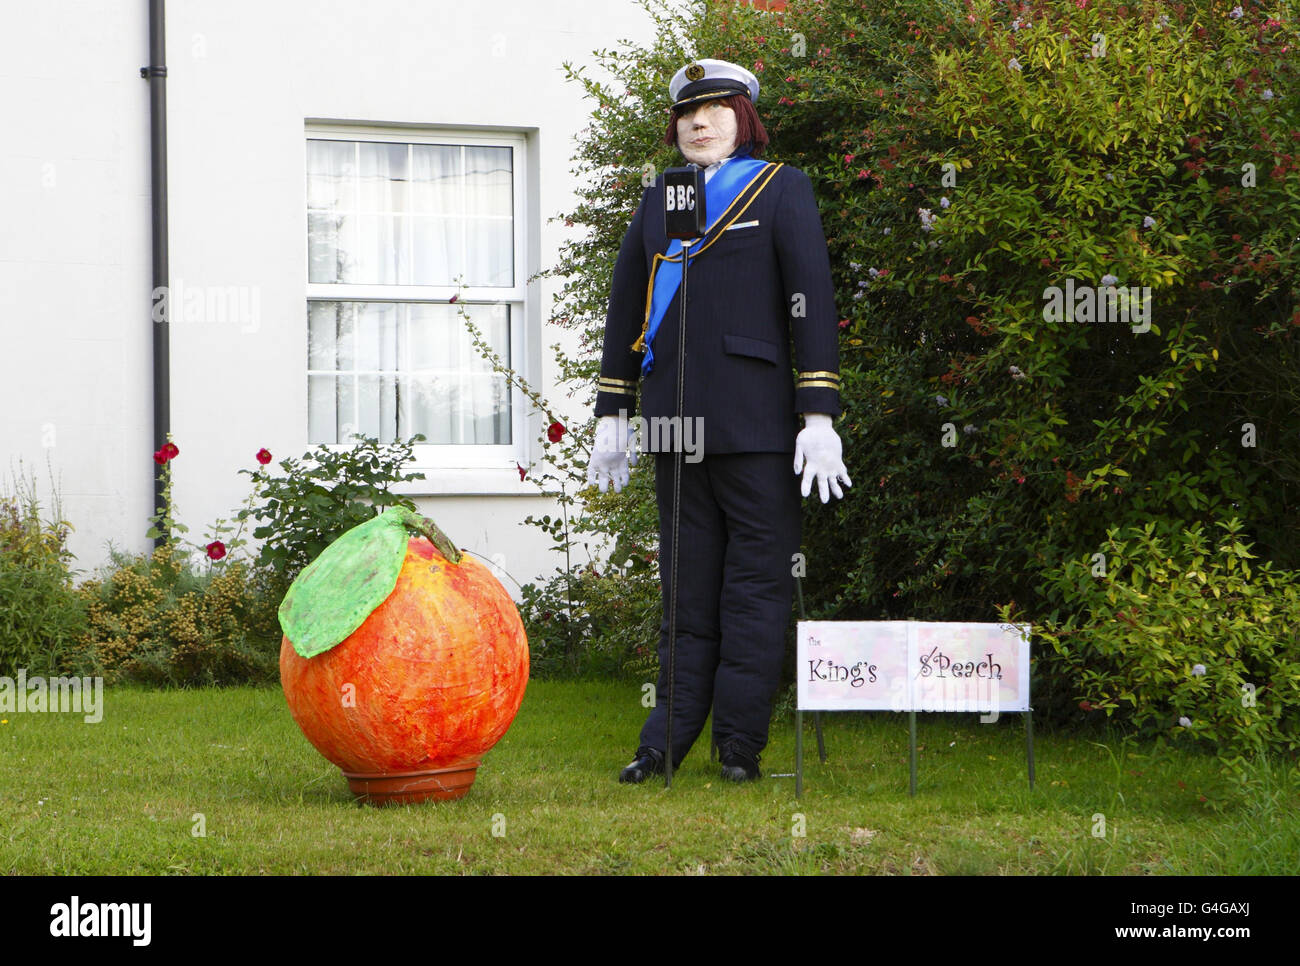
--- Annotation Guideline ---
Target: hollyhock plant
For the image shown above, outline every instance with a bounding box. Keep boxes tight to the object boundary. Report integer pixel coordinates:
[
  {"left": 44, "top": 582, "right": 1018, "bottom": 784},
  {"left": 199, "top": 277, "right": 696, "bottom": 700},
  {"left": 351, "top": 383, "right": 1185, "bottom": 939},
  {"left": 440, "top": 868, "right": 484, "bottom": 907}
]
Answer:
[
  {"left": 206, "top": 541, "right": 227, "bottom": 561},
  {"left": 547, "top": 421, "right": 566, "bottom": 443},
  {"left": 256, "top": 448, "right": 273, "bottom": 465}
]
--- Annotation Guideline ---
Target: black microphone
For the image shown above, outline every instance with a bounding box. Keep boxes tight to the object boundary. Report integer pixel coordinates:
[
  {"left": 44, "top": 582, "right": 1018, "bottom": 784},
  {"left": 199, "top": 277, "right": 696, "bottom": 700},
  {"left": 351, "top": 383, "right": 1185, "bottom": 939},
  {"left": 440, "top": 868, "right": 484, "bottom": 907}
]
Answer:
[{"left": 663, "top": 164, "right": 706, "bottom": 239}]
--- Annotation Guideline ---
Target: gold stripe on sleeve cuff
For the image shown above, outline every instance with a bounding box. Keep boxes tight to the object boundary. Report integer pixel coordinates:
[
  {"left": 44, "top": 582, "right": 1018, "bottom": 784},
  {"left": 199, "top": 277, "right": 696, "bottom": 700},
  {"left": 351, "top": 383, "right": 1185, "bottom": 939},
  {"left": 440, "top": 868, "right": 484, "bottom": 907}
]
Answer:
[
  {"left": 797, "top": 370, "right": 840, "bottom": 382},
  {"left": 796, "top": 380, "right": 841, "bottom": 390},
  {"left": 598, "top": 378, "right": 637, "bottom": 394}
]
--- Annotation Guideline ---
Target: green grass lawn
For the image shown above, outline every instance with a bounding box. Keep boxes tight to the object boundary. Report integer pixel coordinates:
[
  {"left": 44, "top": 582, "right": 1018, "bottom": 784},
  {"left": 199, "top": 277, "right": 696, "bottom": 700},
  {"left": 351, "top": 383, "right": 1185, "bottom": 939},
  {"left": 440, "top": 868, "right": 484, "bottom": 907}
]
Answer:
[{"left": 0, "top": 680, "right": 1293, "bottom": 875}]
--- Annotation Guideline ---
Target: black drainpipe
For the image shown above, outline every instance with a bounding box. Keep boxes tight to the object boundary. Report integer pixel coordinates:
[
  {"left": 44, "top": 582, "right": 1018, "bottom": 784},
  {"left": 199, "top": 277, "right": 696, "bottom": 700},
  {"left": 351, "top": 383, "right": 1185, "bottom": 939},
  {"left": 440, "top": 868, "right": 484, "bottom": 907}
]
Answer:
[{"left": 141, "top": 0, "right": 169, "bottom": 546}]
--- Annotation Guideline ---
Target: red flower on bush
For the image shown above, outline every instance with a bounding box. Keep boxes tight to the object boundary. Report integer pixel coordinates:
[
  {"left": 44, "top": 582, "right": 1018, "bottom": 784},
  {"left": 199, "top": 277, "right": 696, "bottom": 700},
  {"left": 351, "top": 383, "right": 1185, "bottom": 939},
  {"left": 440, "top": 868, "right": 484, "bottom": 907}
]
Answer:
[
  {"left": 153, "top": 441, "right": 179, "bottom": 465},
  {"left": 206, "top": 541, "right": 226, "bottom": 561},
  {"left": 547, "top": 421, "right": 566, "bottom": 443},
  {"left": 153, "top": 449, "right": 167, "bottom": 465},
  {"left": 516, "top": 462, "right": 526, "bottom": 482},
  {"left": 1065, "top": 469, "right": 1081, "bottom": 502},
  {"left": 256, "top": 447, "right": 272, "bottom": 465}
]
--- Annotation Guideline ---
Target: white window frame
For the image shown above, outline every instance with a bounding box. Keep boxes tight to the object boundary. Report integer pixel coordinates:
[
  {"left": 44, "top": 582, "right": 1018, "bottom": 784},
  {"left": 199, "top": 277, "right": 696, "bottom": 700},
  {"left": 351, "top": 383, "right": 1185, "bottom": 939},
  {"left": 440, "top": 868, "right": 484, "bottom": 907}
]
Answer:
[{"left": 305, "top": 124, "right": 529, "bottom": 475}]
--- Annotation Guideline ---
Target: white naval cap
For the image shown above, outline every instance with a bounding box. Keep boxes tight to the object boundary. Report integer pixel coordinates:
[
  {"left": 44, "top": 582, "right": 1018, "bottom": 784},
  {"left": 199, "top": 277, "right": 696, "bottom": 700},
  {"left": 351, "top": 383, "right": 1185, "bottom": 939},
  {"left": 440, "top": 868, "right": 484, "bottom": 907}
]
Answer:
[{"left": 668, "top": 58, "right": 760, "bottom": 110}]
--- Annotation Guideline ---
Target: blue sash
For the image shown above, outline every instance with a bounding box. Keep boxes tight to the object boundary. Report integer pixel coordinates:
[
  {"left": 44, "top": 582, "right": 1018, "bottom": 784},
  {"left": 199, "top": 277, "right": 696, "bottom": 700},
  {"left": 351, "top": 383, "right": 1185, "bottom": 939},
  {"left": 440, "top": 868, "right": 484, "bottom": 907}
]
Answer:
[{"left": 638, "top": 155, "right": 771, "bottom": 377}]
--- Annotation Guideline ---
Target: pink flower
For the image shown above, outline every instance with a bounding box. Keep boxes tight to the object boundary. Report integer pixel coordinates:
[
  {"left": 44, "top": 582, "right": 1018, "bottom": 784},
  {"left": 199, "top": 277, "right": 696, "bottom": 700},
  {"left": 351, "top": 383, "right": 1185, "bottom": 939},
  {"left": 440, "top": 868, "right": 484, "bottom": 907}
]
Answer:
[
  {"left": 256, "top": 448, "right": 272, "bottom": 465},
  {"left": 206, "top": 541, "right": 226, "bottom": 561}
]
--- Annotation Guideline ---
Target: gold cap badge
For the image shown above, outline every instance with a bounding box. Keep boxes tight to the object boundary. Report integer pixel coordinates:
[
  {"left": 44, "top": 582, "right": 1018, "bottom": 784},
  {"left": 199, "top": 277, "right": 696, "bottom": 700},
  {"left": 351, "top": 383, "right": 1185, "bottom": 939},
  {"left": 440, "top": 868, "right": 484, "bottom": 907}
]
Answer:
[{"left": 685, "top": 63, "right": 705, "bottom": 82}]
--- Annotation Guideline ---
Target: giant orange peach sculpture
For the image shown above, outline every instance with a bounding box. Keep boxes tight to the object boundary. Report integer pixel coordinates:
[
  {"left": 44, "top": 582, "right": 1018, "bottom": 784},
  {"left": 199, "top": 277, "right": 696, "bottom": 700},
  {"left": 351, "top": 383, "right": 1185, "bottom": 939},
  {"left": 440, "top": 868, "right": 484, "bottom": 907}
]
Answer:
[{"left": 279, "top": 508, "right": 528, "bottom": 804}]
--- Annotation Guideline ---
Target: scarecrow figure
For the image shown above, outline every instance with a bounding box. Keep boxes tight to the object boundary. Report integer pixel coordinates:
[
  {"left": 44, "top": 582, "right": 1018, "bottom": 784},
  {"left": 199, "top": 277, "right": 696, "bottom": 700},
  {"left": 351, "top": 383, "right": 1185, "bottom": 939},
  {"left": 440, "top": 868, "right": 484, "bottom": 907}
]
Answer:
[{"left": 588, "top": 59, "right": 850, "bottom": 783}]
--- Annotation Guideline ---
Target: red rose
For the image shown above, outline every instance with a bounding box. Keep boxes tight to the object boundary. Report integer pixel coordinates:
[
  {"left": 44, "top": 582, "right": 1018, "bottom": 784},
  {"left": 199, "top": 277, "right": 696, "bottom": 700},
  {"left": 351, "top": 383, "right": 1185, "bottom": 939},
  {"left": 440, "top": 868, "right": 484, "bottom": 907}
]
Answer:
[
  {"left": 517, "top": 462, "right": 526, "bottom": 482},
  {"left": 206, "top": 541, "right": 226, "bottom": 561},
  {"left": 547, "top": 421, "right": 566, "bottom": 443},
  {"left": 162, "top": 442, "right": 179, "bottom": 459},
  {"left": 256, "top": 448, "right": 272, "bottom": 465}
]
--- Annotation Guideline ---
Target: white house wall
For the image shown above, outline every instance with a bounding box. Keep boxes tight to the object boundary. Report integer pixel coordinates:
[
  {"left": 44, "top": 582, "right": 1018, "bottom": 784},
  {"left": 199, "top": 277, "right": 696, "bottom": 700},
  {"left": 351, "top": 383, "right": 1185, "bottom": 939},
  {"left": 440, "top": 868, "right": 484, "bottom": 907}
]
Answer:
[{"left": 1, "top": 0, "right": 659, "bottom": 594}]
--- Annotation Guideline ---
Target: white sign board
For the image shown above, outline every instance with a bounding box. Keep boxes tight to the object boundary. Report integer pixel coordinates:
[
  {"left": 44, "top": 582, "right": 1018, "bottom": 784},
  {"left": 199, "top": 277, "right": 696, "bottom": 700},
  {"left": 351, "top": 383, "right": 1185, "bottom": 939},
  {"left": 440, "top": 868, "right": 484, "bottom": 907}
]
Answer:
[{"left": 797, "top": 621, "right": 1031, "bottom": 713}]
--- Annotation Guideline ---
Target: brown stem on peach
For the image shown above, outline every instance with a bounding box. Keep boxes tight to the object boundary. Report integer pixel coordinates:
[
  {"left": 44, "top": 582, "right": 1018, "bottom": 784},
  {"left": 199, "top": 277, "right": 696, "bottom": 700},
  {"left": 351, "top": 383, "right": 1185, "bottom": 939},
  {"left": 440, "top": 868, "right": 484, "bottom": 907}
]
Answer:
[{"left": 394, "top": 507, "right": 463, "bottom": 564}]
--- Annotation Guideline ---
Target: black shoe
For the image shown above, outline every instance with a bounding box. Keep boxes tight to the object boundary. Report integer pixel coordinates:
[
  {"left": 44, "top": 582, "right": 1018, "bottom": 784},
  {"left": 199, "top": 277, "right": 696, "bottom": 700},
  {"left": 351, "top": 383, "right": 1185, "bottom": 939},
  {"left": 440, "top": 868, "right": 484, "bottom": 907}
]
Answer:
[
  {"left": 618, "top": 746, "right": 665, "bottom": 784},
  {"left": 719, "top": 742, "right": 761, "bottom": 783}
]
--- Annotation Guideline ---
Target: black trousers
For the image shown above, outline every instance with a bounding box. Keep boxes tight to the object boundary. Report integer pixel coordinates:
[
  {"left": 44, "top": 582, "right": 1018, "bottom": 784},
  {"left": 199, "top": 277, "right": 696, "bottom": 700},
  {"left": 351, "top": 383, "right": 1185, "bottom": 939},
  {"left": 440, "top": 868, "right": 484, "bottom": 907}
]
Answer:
[{"left": 637, "top": 451, "right": 802, "bottom": 764}]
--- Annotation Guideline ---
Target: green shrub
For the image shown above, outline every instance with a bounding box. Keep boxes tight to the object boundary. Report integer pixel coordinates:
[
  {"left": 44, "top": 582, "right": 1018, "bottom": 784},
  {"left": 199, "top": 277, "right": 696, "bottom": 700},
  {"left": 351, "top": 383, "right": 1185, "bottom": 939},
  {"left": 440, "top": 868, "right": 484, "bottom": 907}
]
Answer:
[
  {"left": 520, "top": 544, "right": 661, "bottom": 680},
  {"left": 76, "top": 546, "right": 282, "bottom": 687},
  {"left": 1031, "top": 518, "right": 1300, "bottom": 777},
  {"left": 238, "top": 434, "right": 426, "bottom": 591},
  {"left": 0, "top": 477, "right": 88, "bottom": 677}
]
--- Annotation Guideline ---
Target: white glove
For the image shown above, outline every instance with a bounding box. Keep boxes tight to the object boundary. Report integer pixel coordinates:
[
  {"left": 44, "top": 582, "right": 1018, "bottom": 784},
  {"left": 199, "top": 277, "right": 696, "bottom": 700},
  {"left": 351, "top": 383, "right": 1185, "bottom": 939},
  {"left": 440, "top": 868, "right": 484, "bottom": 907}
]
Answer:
[
  {"left": 793, "top": 413, "right": 852, "bottom": 503},
  {"left": 587, "top": 414, "right": 639, "bottom": 493}
]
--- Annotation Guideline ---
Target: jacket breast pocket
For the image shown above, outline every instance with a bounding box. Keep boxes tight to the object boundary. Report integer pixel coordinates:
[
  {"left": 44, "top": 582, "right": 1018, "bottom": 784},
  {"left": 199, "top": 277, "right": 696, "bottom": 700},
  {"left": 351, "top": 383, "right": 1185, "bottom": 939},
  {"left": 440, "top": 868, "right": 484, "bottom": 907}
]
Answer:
[{"left": 723, "top": 333, "right": 781, "bottom": 365}]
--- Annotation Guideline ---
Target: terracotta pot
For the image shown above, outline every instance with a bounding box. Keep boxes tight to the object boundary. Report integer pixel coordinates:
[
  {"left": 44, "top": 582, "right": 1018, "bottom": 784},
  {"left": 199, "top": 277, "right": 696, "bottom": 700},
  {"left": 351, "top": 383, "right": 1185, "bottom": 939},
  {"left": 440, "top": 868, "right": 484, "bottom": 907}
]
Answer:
[{"left": 342, "top": 762, "right": 482, "bottom": 805}]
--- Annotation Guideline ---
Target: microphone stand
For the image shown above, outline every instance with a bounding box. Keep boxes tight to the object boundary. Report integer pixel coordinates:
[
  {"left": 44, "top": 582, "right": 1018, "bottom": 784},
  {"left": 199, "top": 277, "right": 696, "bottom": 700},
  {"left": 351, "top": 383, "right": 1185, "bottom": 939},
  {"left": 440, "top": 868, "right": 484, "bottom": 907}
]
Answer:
[{"left": 665, "top": 225, "right": 694, "bottom": 790}]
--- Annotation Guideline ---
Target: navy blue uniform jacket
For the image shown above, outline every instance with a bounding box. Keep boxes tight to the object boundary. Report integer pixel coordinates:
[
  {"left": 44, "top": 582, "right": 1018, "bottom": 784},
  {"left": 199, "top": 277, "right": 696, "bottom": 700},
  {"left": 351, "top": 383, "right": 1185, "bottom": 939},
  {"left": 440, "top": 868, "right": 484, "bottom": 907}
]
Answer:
[{"left": 594, "top": 162, "right": 842, "bottom": 455}]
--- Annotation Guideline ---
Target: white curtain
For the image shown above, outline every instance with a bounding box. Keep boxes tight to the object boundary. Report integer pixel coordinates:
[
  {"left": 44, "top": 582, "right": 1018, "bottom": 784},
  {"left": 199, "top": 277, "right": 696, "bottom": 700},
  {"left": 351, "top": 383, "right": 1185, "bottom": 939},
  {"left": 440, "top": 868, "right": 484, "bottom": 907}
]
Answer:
[
  {"left": 309, "top": 301, "right": 510, "bottom": 446},
  {"left": 309, "top": 139, "right": 513, "bottom": 286},
  {"left": 306, "top": 137, "right": 514, "bottom": 445},
  {"left": 410, "top": 144, "right": 463, "bottom": 285}
]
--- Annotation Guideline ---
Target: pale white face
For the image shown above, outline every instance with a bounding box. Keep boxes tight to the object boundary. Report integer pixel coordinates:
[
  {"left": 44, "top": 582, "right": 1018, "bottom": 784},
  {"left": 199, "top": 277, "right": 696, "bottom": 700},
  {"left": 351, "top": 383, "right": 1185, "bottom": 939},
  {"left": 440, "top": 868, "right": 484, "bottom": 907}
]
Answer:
[{"left": 676, "top": 99, "right": 739, "bottom": 167}]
